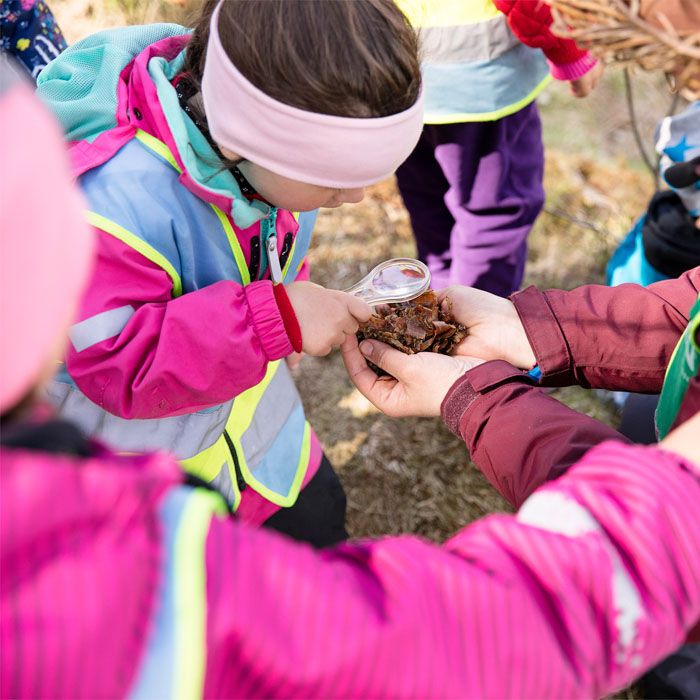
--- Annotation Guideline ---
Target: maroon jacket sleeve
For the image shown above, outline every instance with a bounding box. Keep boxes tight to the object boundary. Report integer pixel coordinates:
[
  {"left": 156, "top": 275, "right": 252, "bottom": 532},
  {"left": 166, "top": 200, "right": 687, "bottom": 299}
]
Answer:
[
  {"left": 511, "top": 267, "right": 700, "bottom": 392},
  {"left": 440, "top": 361, "right": 628, "bottom": 508}
]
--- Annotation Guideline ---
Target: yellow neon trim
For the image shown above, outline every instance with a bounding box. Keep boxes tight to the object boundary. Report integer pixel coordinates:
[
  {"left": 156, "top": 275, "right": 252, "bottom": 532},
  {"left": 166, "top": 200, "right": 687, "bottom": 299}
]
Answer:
[
  {"left": 396, "top": 0, "right": 500, "bottom": 27},
  {"left": 173, "top": 490, "right": 227, "bottom": 700},
  {"left": 238, "top": 421, "right": 311, "bottom": 508},
  {"left": 281, "top": 211, "right": 301, "bottom": 281},
  {"left": 86, "top": 211, "right": 183, "bottom": 297},
  {"left": 663, "top": 297, "right": 700, "bottom": 385},
  {"left": 135, "top": 129, "right": 181, "bottom": 172},
  {"left": 690, "top": 303, "right": 700, "bottom": 354},
  {"left": 229, "top": 465, "right": 242, "bottom": 511},
  {"left": 227, "top": 361, "right": 280, "bottom": 440},
  {"left": 210, "top": 206, "right": 251, "bottom": 285},
  {"left": 223, "top": 361, "right": 308, "bottom": 507},
  {"left": 181, "top": 440, "right": 228, "bottom": 482},
  {"left": 180, "top": 440, "right": 242, "bottom": 511},
  {"left": 424, "top": 74, "right": 552, "bottom": 124},
  {"left": 282, "top": 237, "right": 298, "bottom": 280}
]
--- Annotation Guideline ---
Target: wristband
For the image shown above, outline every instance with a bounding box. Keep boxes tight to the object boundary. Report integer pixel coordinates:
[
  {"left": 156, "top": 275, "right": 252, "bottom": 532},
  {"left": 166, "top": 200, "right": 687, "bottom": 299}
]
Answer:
[{"left": 272, "top": 283, "right": 303, "bottom": 353}]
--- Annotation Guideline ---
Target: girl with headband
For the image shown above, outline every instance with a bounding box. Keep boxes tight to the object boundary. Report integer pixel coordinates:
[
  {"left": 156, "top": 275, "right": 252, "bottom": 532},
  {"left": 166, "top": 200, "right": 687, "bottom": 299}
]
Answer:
[
  {"left": 35, "top": 0, "right": 423, "bottom": 545},
  {"left": 4, "top": 60, "right": 700, "bottom": 700}
]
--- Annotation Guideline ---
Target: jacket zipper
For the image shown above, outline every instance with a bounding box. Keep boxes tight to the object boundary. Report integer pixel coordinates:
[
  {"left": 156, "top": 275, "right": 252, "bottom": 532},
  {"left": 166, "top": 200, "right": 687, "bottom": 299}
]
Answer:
[{"left": 223, "top": 430, "right": 247, "bottom": 492}]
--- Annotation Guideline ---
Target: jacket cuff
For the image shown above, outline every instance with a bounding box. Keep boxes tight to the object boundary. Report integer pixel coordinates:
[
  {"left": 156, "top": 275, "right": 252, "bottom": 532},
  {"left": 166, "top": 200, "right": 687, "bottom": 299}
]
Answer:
[
  {"left": 511, "top": 286, "right": 572, "bottom": 382},
  {"left": 272, "top": 283, "right": 303, "bottom": 353},
  {"left": 244, "top": 281, "right": 295, "bottom": 360},
  {"left": 441, "top": 360, "right": 532, "bottom": 437},
  {"left": 547, "top": 54, "right": 598, "bottom": 81}
]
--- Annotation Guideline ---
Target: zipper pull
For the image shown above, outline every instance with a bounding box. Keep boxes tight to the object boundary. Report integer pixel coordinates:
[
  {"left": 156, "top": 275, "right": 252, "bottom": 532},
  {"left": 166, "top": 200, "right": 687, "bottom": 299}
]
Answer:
[{"left": 267, "top": 232, "right": 283, "bottom": 283}]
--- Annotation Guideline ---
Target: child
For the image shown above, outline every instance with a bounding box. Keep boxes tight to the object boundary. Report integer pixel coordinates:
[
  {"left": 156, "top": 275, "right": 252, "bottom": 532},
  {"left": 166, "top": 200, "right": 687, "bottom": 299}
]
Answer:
[
  {"left": 4, "top": 70, "right": 700, "bottom": 699},
  {"left": 608, "top": 101, "right": 700, "bottom": 288},
  {"left": 35, "top": 0, "right": 423, "bottom": 545},
  {"left": 394, "top": 0, "right": 602, "bottom": 296}
]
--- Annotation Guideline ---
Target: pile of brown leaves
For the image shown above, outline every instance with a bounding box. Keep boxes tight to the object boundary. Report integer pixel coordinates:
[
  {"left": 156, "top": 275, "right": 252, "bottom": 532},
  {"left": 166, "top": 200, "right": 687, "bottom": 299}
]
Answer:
[{"left": 357, "top": 291, "right": 468, "bottom": 374}]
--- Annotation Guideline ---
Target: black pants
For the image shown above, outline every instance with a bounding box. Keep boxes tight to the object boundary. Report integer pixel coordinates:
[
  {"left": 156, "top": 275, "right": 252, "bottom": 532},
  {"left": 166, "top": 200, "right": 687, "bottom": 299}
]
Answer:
[{"left": 263, "top": 455, "right": 348, "bottom": 548}]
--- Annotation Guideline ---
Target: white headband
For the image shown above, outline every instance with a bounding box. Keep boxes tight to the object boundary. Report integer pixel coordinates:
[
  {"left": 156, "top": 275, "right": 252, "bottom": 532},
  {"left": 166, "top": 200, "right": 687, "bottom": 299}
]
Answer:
[{"left": 201, "top": 1, "right": 424, "bottom": 189}]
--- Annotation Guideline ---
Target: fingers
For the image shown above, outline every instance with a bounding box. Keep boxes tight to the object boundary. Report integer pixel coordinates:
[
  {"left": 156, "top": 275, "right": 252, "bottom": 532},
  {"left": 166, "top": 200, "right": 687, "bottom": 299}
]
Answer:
[
  {"left": 358, "top": 339, "right": 411, "bottom": 380},
  {"left": 340, "top": 335, "right": 388, "bottom": 396},
  {"left": 345, "top": 293, "right": 373, "bottom": 322},
  {"left": 435, "top": 285, "right": 459, "bottom": 302},
  {"left": 343, "top": 318, "right": 360, "bottom": 336}
]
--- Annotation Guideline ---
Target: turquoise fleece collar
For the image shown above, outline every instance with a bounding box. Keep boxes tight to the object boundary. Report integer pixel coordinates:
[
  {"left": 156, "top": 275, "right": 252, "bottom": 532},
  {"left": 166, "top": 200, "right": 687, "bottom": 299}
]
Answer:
[{"left": 148, "top": 49, "right": 271, "bottom": 229}]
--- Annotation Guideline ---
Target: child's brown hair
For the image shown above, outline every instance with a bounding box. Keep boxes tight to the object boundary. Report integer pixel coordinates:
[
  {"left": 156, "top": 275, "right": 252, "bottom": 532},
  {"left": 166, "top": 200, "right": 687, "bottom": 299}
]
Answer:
[{"left": 185, "top": 0, "right": 421, "bottom": 119}]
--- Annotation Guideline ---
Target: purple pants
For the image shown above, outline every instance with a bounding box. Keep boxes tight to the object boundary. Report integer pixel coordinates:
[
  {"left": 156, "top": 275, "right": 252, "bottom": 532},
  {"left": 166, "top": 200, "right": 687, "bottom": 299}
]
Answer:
[{"left": 396, "top": 102, "right": 545, "bottom": 296}]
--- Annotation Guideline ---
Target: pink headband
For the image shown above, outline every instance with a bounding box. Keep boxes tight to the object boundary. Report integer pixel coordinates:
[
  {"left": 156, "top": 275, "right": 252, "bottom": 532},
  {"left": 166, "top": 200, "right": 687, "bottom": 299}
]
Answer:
[{"left": 201, "top": 1, "right": 424, "bottom": 190}]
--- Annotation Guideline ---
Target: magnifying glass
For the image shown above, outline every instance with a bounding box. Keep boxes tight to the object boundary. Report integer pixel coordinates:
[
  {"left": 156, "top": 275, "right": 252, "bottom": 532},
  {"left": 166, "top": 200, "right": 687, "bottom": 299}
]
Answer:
[{"left": 344, "top": 258, "right": 431, "bottom": 305}]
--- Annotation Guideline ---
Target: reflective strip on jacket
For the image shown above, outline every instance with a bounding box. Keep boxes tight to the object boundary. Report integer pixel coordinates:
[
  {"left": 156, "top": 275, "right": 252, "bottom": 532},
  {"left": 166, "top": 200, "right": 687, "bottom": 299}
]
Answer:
[{"left": 397, "top": 0, "right": 550, "bottom": 123}]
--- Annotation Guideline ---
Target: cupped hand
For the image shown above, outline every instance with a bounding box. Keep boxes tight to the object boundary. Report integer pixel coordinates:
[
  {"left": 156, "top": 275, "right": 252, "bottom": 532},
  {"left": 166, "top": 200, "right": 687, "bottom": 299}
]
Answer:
[
  {"left": 341, "top": 334, "right": 483, "bottom": 418},
  {"left": 287, "top": 282, "right": 372, "bottom": 356},
  {"left": 437, "top": 286, "right": 536, "bottom": 369}
]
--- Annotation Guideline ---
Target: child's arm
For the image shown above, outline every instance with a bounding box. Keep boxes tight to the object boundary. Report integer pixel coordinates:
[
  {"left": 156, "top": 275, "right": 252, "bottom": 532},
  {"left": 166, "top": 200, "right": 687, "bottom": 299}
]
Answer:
[
  {"left": 441, "top": 362, "right": 629, "bottom": 507},
  {"left": 512, "top": 268, "right": 700, "bottom": 392},
  {"left": 202, "top": 438, "right": 700, "bottom": 698},
  {"left": 444, "top": 267, "right": 700, "bottom": 393},
  {"left": 66, "top": 229, "right": 300, "bottom": 419}
]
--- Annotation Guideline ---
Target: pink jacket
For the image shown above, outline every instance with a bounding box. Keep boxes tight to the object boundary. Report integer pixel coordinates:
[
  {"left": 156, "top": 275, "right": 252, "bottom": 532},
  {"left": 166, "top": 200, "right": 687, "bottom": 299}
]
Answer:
[{"left": 2, "top": 420, "right": 699, "bottom": 698}]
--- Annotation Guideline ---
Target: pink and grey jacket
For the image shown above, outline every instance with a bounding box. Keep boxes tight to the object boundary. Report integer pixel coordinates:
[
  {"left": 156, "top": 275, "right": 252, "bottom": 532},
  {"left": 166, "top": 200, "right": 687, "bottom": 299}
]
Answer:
[
  {"left": 2, "top": 401, "right": 699, "bottom": 699},
  {"left": 35, "top": 25, "right": 320, "bottom": 521}
]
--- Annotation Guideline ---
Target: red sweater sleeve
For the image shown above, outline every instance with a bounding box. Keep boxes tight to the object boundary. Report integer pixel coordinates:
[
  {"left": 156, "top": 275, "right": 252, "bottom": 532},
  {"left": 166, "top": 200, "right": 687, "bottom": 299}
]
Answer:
[
  {"left": 440, "top": 361, "right": 627, "bottom": 508},
  {"left": 511, "top": 267, "right": 700, "bottom": 392},
  {"left": 493, "top": 0, "right": 588, "bottom": 66}
]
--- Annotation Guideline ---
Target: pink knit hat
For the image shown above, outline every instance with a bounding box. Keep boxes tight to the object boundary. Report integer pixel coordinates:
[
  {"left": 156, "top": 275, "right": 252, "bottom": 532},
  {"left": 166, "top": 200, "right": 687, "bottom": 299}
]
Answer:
[{"left": 0, "top": 73, "right": 94, "bottom": 413}]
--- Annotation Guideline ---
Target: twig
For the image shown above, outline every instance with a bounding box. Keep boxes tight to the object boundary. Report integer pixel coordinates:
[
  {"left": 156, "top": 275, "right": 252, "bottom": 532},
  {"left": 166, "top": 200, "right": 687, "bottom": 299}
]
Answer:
[
  {"left": 543, "top": 207, "right": 610, "bottom": 238},
  {"left": 623, "top": 68, "right": 659, "bottom": 187}
]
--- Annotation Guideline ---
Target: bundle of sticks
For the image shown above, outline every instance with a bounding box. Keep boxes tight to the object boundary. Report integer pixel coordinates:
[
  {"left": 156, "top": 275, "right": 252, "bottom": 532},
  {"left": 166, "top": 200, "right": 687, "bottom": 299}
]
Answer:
[{"left": 549, "top": 0, "right": 700, "bottom": 96}]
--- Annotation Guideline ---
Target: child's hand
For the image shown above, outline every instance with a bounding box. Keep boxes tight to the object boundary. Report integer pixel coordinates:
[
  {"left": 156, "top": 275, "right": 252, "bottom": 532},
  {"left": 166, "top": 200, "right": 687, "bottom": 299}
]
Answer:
[
  {"left": 341, "top": 334, "right": 482, "bottom": 417},
  {"left": 437, "top": 286, "right": 536, "bottom": 369},
  {"left": 287, "top": 281, "right": 372, "bottom": 356}
]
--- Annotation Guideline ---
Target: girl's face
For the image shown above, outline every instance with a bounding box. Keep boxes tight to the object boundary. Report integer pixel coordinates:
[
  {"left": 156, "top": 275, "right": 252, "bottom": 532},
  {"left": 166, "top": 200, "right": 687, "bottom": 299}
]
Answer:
[{"left": 220, "top": 147, "right": 366, "bottom": 211}]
